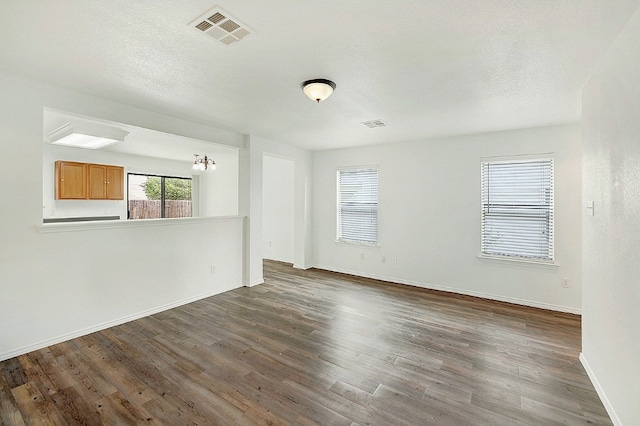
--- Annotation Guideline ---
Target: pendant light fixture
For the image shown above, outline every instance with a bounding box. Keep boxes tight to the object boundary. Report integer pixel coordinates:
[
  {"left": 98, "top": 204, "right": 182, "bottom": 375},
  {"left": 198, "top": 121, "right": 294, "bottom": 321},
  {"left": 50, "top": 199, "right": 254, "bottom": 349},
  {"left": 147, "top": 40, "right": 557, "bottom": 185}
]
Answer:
[
  {"left": 192, "top": 154, "right": 216, "bottom": 171},
  {"left": 301, "top": 79, "right": 336, "bottom": 103}
]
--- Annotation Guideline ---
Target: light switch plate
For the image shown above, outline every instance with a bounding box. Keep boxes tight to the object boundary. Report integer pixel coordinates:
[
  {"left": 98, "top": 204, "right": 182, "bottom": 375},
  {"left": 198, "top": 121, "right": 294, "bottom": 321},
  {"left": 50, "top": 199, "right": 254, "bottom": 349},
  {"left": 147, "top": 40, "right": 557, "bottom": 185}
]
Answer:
[{"left": 586, "top": 200, "right": 595, "bottom": 216}]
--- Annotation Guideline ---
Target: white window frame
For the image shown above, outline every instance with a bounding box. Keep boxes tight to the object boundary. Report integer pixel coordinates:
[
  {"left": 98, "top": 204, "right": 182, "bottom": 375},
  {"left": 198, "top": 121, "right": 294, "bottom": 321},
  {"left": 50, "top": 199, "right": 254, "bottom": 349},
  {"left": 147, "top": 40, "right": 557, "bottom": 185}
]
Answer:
[
  {"left": 336, "top": 166, "right": 378, "bottom": 246},
  {"left": 480, "top": 157, "right": 554, "bottom": 263}
]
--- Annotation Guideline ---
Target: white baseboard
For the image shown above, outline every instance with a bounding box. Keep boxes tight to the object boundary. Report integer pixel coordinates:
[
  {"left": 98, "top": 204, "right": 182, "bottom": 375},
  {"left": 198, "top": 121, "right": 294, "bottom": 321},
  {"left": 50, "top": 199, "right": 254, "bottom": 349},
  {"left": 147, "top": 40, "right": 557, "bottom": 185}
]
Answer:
[
  {"left": 263, "top": 258, "right": 312, "bottom": 270},
  {"left": 263, "top": 256, "right": 294, "bottom": 265},
  {"left": 313, "top": 264, "right": 581, "bottom": 315},
  {"left": 580, "top": 353, "right": 621, "bottom": 426},
  {"left": 0, "top": 283, "right": 241, "bottom": 362},
  {"left": 293, "top": 263, "right": 312, "bottom": 270}
]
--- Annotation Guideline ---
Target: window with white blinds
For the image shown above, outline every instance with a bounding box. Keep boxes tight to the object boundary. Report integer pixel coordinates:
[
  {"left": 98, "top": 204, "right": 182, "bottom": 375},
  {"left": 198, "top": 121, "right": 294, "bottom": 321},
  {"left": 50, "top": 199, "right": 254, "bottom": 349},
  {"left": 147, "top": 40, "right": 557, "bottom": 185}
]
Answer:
[
  {"left": 481, "top": 159, "right": 554, "bottom": 262},
  {"left": 337, "top": 168, "right": 378, "bottom": 244}
]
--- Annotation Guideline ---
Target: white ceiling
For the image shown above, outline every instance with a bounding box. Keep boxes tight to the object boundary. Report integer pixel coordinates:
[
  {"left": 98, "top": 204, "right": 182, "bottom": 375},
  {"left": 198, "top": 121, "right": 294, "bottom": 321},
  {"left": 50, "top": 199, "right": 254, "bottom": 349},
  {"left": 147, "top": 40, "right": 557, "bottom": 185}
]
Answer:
[{"left": 2, "top": 1, "right": 639, "bottom": 151}]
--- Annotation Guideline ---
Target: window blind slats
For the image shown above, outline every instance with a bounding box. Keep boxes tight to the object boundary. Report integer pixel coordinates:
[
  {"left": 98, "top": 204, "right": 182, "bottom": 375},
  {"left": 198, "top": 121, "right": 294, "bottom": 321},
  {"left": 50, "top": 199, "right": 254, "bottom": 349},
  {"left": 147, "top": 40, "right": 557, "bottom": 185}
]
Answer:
[
  {"left": 337, "top": 169, "right": 378, "bottom": 244},
  {"left": 481, "top": 159, "right": 554, "bottom": 261}
]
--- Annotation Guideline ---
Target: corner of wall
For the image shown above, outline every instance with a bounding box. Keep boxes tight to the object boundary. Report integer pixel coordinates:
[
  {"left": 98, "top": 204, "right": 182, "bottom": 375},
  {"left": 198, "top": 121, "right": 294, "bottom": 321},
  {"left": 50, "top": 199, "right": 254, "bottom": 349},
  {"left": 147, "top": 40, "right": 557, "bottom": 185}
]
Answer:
[{"left": 579, "top": 353, "right": 622, "bottom": 426}]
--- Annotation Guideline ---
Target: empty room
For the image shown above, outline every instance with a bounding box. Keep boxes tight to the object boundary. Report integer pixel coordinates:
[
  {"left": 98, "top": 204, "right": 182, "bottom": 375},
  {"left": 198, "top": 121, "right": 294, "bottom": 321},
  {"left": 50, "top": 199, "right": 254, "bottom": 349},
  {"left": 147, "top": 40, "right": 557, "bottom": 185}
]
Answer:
[{"left": 1, "top": 1, "right": 639, "bottom": 425}]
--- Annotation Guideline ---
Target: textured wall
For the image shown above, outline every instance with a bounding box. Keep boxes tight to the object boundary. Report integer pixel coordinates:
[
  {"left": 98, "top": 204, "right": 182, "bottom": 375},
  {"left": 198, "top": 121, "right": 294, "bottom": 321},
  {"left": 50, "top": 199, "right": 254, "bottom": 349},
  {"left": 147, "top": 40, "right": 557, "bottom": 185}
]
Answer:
[
  {"left": 0, "top": 71, "right": 244, "bottom": 360},
  {"left": 313, "top": 124, "right": 582, "bottom": 313},
  {"left": 581, "top": 7, "right": 640, "bottom": 425},
  {"left": 263, "top": 155, "right": 295, "bottom": 263}
]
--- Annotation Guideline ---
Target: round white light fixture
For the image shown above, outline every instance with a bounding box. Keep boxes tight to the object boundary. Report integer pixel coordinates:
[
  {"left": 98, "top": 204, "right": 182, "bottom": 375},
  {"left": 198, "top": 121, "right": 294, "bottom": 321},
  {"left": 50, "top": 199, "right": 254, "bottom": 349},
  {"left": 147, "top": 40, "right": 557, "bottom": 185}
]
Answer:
[{"left": 301, "top": 79, "right": 336, "bottom": 103}]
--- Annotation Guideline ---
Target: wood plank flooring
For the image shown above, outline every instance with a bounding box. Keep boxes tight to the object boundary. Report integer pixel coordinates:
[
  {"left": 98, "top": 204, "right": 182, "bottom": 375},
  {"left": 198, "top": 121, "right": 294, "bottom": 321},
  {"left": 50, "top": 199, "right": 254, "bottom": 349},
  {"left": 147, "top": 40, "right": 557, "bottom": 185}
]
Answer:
[{"left": 1, "top": 260, "right": 611, "bottom": 425}]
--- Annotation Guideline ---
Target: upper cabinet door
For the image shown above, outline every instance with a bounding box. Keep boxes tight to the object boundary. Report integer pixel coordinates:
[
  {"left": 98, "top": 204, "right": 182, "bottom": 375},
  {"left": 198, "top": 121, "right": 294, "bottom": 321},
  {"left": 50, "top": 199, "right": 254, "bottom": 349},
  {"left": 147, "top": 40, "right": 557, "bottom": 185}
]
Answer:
[
  {"left": 106, "top": 166, "right": 124, "bottom": 200},
  {"left": 88, "top": 164, "right": 107, "bottom": 199},
  {"left": 55, "top": 161, "right": 87, "bottom": 199}
]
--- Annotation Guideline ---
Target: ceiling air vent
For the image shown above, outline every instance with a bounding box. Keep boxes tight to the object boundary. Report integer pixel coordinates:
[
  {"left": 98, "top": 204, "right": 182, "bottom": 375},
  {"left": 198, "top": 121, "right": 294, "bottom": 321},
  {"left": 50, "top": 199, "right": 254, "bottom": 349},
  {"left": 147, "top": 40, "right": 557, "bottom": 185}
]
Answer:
[
  {"left": 190, "top": 7, "right": 253, "bottom": 46},
  {"left": 361, "top": 120, "right": 387, "bottom": 128}
]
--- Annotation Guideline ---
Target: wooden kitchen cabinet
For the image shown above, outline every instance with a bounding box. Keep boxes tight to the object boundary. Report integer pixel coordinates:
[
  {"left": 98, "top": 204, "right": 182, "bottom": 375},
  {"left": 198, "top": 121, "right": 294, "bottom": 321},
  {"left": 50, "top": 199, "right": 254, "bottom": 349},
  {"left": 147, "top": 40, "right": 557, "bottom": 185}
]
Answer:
[
  {"left": 55, "top": 161, "right": 124, "bottom": 200},
  {"left": 55, "top": 161, "right": 87, "bottom": 199},
  {"left": 88, "top": 164, "right": 124, "bottom": 199},
  {"left": 88, "top": 164, "right": 107, "bottom": 199},
  {"left": 105, "top": 166, "right": 124, "bottom": 199}
]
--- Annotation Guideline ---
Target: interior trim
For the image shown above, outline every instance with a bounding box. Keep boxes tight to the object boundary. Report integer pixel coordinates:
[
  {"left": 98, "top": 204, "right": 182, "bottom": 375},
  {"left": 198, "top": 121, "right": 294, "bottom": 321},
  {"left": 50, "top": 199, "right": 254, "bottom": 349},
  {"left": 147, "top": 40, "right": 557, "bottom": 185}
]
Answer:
[{"left": 37, "top": 215, "right": 244, "bottom": 233}]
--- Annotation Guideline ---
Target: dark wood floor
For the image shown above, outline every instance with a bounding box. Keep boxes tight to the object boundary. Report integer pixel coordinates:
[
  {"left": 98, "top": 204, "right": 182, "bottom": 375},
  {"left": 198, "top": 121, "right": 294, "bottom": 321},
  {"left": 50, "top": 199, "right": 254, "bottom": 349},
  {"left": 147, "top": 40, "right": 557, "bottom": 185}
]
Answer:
[{"left": 1, "top": 260, "right": 611, "bottom": 425}]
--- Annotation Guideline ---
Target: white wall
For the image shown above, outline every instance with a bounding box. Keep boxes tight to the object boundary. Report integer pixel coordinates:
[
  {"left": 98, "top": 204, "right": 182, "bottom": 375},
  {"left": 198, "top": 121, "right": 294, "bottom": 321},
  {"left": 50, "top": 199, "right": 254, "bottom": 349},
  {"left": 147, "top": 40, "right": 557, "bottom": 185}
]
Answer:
[
  {"left": 262, "top": 155, "right": 295, "bottom": 263},
  {"left": 238, "top": 135, "right": 313, "bottom": 287},
  {"left": 0, "top": 70, "right": 244, "bottom": 361},
  {"left": 581, "top": 7, "right": 640, "bottom": 425},
  {"left": 313, "top": 124, "right": 582, "bottom": 313},
  {"left": 199, "top": 148, "right": 239, "bottom": 217}
]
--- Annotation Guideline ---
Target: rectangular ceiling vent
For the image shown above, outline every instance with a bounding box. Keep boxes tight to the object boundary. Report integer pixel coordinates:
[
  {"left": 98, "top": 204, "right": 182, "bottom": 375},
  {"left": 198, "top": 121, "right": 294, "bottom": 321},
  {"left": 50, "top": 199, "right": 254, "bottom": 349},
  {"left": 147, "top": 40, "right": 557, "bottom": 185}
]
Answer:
[
  {"left": 190, "top": 7, "right": 252, "bottom": 46},
  {"left": 361, "top": 120, "right": 387, "bottom": 128}
]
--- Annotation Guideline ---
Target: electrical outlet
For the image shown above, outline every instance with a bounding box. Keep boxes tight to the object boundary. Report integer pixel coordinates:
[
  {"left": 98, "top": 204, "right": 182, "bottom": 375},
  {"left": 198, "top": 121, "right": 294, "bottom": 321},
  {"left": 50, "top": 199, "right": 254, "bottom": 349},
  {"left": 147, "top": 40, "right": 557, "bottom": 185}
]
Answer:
[
  {"left": 561, "top": 278, "right": 569, "bottom": 288},
  {"left": 210, "top": 265, "right": 216, "bottom": 274},
  {"left": 381, "top": 255, "right": 387, "bottom": 263},
  {"left": 392, "top": 256, "right": 397, "bottom": 265}
]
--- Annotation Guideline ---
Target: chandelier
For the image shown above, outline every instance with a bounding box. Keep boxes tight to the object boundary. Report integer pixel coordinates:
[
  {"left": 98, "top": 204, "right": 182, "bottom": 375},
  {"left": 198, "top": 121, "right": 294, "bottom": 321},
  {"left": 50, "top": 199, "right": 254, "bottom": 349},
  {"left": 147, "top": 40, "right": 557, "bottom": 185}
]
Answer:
[{"left": 192, "top": 154, "right": 216, "bottom": 171}]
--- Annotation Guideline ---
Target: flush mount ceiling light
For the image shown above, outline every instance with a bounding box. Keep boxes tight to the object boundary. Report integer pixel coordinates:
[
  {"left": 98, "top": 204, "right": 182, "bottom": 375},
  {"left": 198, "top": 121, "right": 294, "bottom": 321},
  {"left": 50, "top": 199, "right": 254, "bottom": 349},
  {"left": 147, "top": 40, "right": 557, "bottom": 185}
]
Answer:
[
  {"left": 192, "top": 154, "right": 216, "bottom": 171},
  {"left": 47, "top": 122, "right": 128, "bottom": 149},
  {"left": 301, "top": 79, "right": 336, "bottom": 103}
]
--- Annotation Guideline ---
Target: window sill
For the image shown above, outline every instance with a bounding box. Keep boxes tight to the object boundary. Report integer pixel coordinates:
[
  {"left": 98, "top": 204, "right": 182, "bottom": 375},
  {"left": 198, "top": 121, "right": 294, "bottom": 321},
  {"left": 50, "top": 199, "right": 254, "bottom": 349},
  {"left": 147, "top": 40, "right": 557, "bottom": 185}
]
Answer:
[
  {"left": 37, "top": 215, "right": 244, "bottom": 233},
  {"left": 477, "top": 254, "right": 559, "bottom": 268},
  {"left": 334, "top": 239, "right": 380, "bottom": 249}
]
